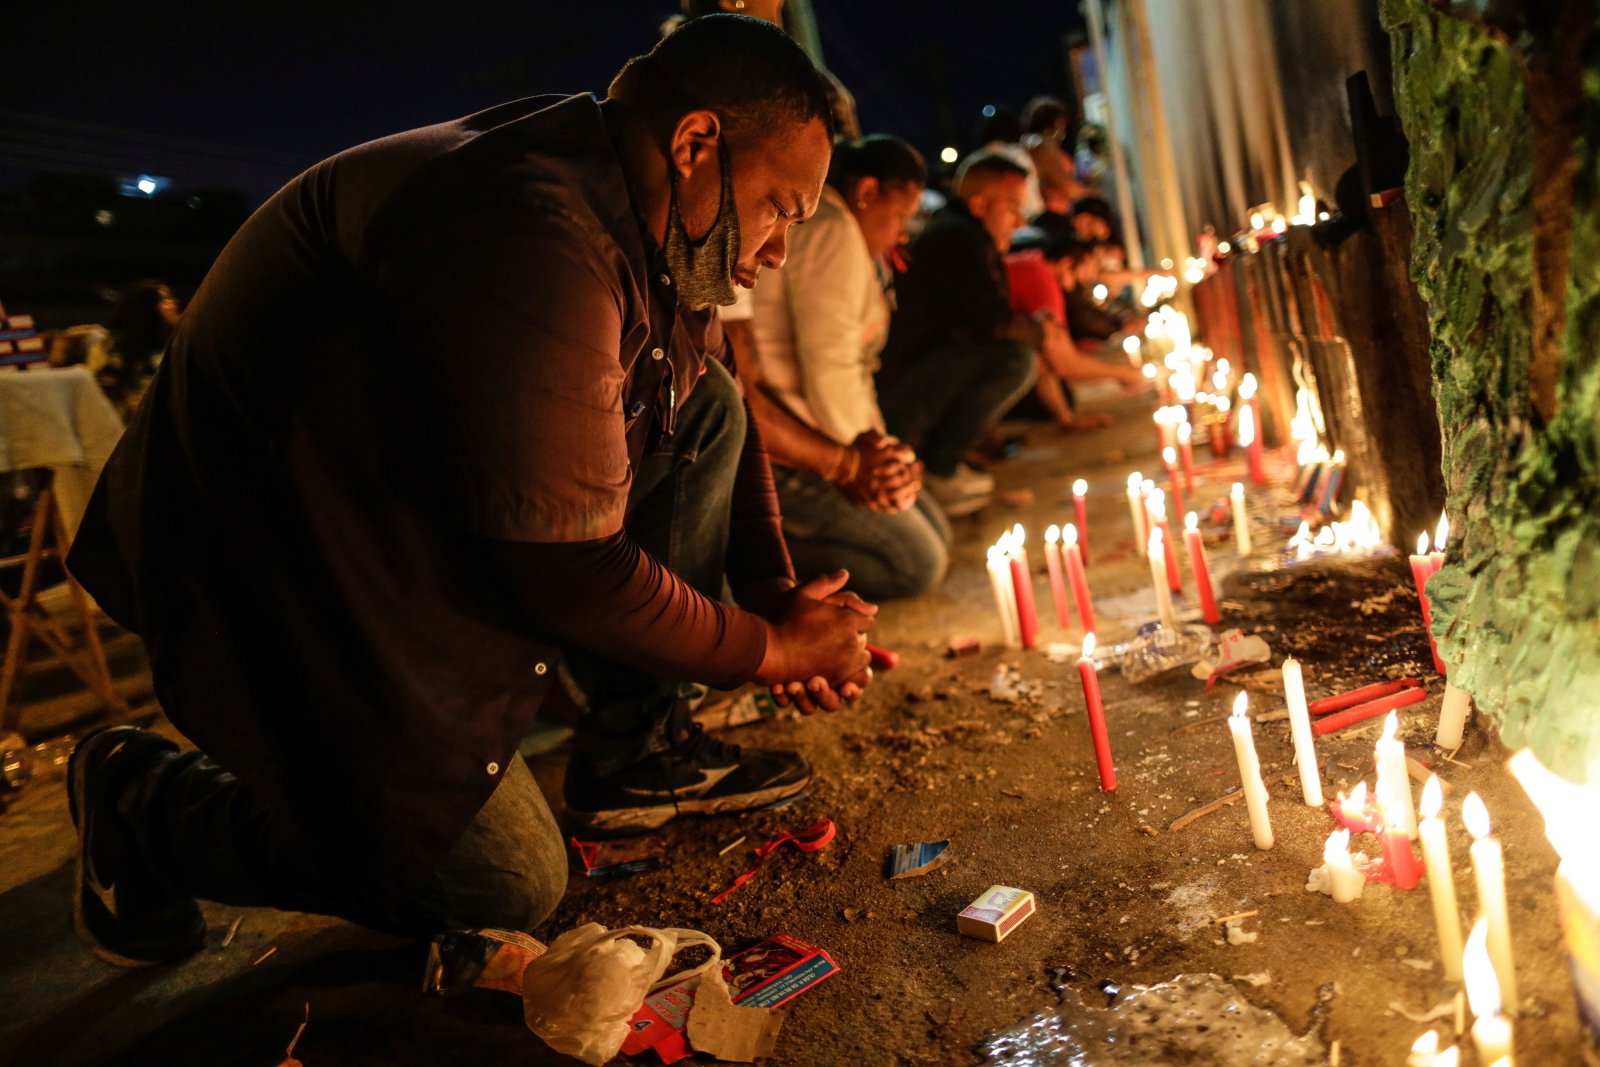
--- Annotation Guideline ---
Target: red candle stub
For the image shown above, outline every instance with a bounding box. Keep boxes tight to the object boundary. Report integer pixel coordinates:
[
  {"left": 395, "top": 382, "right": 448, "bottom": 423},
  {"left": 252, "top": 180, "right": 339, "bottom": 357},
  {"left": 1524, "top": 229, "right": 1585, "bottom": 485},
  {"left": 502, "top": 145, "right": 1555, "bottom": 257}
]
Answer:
[{"left": 1078, "top": 634, "right": 1116, "bottom": 792}]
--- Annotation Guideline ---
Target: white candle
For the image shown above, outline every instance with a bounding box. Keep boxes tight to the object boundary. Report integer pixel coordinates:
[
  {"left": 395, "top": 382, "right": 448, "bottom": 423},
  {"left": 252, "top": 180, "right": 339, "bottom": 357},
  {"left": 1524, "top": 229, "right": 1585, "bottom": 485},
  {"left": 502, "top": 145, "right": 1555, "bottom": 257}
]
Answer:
[
  {"left": 1227, "top": 692, "right": 1274, "bottom": 850},
  {"left": 1432, "top": 1047, "right": 1461, "bottom": 1067},
  {"left": 1376, "top": 711, "right": 1417, "bottom": 838},
  {"left": 1464, "top": 793, "right": 1517, "bottom": 1007},
  {"left": 1281, "top": 657, "right": 1323, "bottom": 806},
  {"left": 1147, "top": 529, "right": 1178, "bottom": 629},
  {"left": 1436, "top": 683, "right": 1471, "bottom": 751},
  {"left": 1230, "top": 482, "right": 1252, "bottom": 557},
  {"left": 1126, "top": 472, "right": 1148, "bottom": 546},
  {"left": 986, "top": 543, "right": 1021, "bottom": 648},
  {"left": 1323, "top": 828, "right": 1363, "bottom": 902},
  {"left": 1465, "top": 918, "right": 1515, "bottom": 1063},
  {"left": 1418, "top": 776, "right": 1464, "bottom": 980}
]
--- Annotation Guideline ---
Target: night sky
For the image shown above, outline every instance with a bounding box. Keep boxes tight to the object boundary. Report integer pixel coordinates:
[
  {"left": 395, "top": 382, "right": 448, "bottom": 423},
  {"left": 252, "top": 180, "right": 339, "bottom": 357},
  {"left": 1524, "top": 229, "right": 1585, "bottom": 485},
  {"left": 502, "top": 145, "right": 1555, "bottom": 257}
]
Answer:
[{"left": 6, "top": 1, "right": 1087, "bottom": 204}]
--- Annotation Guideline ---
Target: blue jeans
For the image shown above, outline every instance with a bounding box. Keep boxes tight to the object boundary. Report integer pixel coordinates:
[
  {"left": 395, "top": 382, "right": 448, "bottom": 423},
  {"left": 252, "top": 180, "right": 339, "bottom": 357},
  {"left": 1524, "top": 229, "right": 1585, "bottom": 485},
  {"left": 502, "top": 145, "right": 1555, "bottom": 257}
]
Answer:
[
  {"left": 773, "top": 465, "right": 951, "bottom": 601},
  {"left": 877, "top": 341, "right": 1037, "bottom": 476},
  {"left": 563, "top": 358, "right": 746, "bottom": 776}
]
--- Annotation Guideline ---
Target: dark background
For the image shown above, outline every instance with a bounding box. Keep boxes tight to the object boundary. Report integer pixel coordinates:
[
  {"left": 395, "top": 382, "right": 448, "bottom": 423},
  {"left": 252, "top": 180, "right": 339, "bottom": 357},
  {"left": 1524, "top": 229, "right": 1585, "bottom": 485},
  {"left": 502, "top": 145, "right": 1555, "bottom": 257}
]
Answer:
[{"left": 3, "top": 1, "right": 1087, "bottom": 318}]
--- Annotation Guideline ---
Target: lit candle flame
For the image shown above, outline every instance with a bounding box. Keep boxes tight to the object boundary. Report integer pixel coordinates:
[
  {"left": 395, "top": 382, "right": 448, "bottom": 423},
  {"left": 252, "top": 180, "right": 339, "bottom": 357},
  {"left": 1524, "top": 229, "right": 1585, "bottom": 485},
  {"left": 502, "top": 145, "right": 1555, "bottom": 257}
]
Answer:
[
  {"left": 1177, "top": 422, "right": 1191, "bottom": 443},
  {"left": 1128, "top": 472, "right": 1143, "bottom": 490},
  {"left": 1324, "top": 827, "right": 1351, "bottom": 865},
  {"left": 1464, "top": 917, "right": 1501, "bottom": 1019},
  {"left": 1421, "top": 774, "right": 1443, "bottom": 819},
  {"left": 1410, "top": 1031, "right": 1439, "bottom": 1060},
  {"left": 1348, "top": 781, "right": 1369, "bottom": 809},
  {"left": 1142, "top": 363, "right": 1157, "bottom": 379},
  {"left": 1216, "top": 396, "right": 1232, "bottom": 413},
  {"left": 1073, "top": 478, "right": 1088, "bottom": 497},
  {"left": 1434, "top": 512, "right": 1450, "bottom": 552},
  {"left": 1382, "top": 710, "right": 1398, "bottom": 742},
  {"left": 1270, "top": 217, "right": 1287, "bottom": 234},
  {"left": 1237, "top": 405, "right": 1256, "bottom": 446},
  {"left": 1082, "top": 632, "right": 1097, "bottom": 659},
  {"left": 1163, "top": 446, "right": 1177, "bottom": 466},
  {"left": 1418, "top": 532, "right": 1431, "bottom": 555},
  {"left": 1232, "top": 481, "right": 1245, "bottom": 498},
  {"left": 1239, "top": 372, "right": 1257, "bottom": 399},
  {"left": 1123, "top": 335, "right": 1142, "bottom": 356},
  {"left": 1508, "top": 747, "right": 1600, "bottom": 873},
  {"left": 1185, "top": 511, "right": 1199, "bottom": 532},
  {"left": 1147, "top": 493, "right": 1167, "bottom": 522},
  {"left": 1063, "top": 523, "right": 1080, "bottom": 547},
  {"left": 1094, "top": 283, "right": 1109, "bottom": 302},
  {"left": 1148, "top": 528, "right": 1164, "bottom": 555},
  {"left": 1012, "top": 523, "right": 1025, "bottom": 545},
  {"left": 1232, "top": 691, "right": 1249, "bottom": 719},
  {"left": 1251, "top": 211, "right": 1265, "bottom": 230},
  {"left": 1462, "top": 791, "right": 1491, "bottom": 840},
  {"left": 1331, "top": 449, "right": 1345, "bottom": 463},
  {"left": 1434, "top": 1047, "right": 1460, "bottom": 1067},
  {"left": 1142, "top": 478, "right": 1156, "bottom": 494},
  {"left": 1046, "top": 523, "right": 1061, "bottom": 544}
]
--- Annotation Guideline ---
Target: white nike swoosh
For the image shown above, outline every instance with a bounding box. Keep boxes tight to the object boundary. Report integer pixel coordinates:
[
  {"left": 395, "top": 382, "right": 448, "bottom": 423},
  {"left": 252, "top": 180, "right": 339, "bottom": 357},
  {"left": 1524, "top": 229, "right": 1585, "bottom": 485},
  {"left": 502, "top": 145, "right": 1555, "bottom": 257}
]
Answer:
[{"left": 618, "top": 765, "right": 738, "bottom": 800}]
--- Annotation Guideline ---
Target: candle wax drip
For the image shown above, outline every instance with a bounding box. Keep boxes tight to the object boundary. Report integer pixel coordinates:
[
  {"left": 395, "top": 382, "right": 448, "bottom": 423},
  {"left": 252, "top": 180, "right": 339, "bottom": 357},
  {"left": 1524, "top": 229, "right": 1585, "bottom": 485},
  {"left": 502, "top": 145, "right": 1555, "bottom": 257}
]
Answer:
[{"left": 1357, "top": 842, "right": 1424, "bottom": 889}]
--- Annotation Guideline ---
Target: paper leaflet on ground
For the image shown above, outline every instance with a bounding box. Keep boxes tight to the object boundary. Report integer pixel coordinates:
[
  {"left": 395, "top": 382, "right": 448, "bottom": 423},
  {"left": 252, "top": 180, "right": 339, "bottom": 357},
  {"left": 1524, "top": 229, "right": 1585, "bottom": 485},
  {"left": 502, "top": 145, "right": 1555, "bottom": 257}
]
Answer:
[
  {"left": 887, "top": 840, "right": 951, "bottom": 879},
  {"left": 685, "top": 968, "right": 784, "bottom": 1062},
  {"left": 622, "top": 933, "right": 837, "bottom": 1062},
  {"left": 570, "top": 835, "right": 667, "bottom": 878},
  {"left": 1192, "top": 628, "right": 1273, "bottom": 686}
]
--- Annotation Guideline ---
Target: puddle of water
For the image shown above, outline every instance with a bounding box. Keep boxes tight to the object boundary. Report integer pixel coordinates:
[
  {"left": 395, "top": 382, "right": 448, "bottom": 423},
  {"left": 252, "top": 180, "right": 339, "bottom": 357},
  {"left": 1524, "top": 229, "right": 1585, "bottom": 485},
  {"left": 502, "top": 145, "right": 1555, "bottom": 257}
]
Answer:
[{"left": 981, "top": 972, "right": 1325, "bottom": 1066}]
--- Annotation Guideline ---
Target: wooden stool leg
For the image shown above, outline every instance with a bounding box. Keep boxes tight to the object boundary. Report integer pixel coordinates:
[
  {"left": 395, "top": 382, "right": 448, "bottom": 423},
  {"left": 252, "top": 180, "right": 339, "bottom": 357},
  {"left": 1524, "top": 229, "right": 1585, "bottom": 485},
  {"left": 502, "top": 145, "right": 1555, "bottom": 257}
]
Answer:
[
  {"left": 47, "top": 493, "right": 128, "bottom": 718},
  {"left": 0, "top": 486, "right": 54, "bottom": 732}
]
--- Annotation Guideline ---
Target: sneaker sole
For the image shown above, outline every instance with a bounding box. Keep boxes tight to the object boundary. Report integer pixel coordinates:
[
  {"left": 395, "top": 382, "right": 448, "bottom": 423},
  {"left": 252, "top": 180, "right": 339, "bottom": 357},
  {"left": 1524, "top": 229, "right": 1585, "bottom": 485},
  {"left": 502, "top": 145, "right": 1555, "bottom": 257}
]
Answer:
[
  {"left": 937, "top": 494, "right": 991, "bottom": 518},
  {"left": 69, "top": 732, "right": 160, "bottom": 969},
  {"left": 566, "top": 777, "right": 811, "bottom": 836}
]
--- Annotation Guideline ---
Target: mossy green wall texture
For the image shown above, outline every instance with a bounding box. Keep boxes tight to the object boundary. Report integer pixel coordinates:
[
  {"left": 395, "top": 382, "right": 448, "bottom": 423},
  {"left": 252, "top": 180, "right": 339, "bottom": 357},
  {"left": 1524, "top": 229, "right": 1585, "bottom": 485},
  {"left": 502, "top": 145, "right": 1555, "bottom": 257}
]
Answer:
[{"left": 1382, "top": 0, "right": 1600, "bottom": 782}]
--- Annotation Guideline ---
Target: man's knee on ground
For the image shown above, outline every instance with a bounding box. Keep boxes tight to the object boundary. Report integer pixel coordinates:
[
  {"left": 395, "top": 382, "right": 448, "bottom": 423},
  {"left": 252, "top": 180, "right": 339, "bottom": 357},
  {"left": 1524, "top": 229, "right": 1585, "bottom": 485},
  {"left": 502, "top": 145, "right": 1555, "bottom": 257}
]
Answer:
[
  {"left": 459, "top": 855, "right": 567, "bottom": 933},
  {"left": 998, "top": 341, "right": 1039, "bottom": 393}
]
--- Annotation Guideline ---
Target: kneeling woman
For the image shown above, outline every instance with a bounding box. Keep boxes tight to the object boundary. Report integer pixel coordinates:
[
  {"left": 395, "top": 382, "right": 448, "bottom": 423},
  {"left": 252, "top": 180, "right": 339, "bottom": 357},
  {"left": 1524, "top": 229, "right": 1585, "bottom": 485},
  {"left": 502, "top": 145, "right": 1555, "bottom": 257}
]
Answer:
[{"left": 742, "top": 135, "right": 949, "bottom": 599}]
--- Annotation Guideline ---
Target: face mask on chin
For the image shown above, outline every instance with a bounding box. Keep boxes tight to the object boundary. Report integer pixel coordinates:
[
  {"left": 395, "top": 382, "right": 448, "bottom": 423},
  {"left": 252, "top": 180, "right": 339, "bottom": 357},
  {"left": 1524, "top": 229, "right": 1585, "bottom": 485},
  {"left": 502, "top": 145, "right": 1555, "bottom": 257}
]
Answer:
[{"left": 663, "top": 137, "right": 741, "bottom": 310}]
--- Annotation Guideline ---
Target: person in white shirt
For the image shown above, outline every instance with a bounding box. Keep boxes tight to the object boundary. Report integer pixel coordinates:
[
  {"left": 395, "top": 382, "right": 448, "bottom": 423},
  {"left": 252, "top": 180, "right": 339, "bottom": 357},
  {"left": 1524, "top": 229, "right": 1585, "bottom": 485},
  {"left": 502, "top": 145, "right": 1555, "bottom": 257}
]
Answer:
[{"left": 734, "top": 135, "right": 949, "bottom": 599}]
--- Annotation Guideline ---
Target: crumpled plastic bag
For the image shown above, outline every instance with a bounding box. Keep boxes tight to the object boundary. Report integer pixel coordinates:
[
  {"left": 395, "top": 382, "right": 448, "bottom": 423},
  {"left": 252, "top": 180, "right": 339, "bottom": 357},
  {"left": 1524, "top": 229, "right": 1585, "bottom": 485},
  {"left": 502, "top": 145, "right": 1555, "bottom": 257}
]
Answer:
[
  {"left": 522, "top": 923, "right": 720, "bottom": 1065},
  {"left": 1191, "top": 628, "right": 1273, "bottom": 685}
]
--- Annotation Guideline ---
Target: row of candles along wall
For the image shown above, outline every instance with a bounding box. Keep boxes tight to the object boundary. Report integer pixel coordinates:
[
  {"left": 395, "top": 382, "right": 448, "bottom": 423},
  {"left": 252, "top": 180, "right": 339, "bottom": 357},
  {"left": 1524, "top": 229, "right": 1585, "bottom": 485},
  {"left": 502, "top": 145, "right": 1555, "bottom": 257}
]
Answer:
[{"left": 983, "top": 477, "right": 1244, "bottom": 651}]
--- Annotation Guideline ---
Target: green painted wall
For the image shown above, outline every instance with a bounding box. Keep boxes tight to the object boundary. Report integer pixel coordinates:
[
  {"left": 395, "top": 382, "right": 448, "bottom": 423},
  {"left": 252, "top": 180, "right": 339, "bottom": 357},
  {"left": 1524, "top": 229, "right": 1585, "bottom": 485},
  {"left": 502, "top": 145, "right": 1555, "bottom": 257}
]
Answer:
[{"left": 1382, "top": 0, "right": 1600, "bottom": 782}]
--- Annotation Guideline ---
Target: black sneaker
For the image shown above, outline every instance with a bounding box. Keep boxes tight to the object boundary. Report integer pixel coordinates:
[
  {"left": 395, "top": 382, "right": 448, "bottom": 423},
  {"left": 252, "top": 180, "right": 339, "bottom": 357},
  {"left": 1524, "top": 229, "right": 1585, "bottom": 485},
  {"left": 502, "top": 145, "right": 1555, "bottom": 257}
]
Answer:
[
  {"left": 68, "top": 726, "right": 206, "bottom": 967},
  {"left": 563, "top": 721, "right": 811, "bottom": 836}
]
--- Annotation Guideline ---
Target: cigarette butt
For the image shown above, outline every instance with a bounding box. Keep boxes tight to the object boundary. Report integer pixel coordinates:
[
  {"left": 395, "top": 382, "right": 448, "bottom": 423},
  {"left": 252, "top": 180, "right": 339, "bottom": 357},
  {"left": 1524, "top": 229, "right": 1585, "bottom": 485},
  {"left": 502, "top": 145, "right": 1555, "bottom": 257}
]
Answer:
[
  {"left": 718, "top": 835, "right": 747, "bottom": 857},
  {"left": 221, "top": 916, "right": 242, "bottom": 948},
  {"left": 253, "top": 945, "right": 278, "bottom": 966}
]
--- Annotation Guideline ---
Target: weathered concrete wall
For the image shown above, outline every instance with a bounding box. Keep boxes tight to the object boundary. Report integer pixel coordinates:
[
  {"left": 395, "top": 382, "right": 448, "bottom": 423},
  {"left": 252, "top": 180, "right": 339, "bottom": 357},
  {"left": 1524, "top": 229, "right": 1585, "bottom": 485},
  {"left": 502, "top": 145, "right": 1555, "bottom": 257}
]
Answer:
[{"left": 1382, "top": 0, "right": 1600, "bottom": 782}]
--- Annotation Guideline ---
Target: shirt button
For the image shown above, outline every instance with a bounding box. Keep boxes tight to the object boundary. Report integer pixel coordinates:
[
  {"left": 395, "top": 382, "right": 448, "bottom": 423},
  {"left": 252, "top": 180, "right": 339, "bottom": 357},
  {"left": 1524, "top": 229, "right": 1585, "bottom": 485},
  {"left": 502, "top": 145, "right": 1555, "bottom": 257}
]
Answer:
[
  {"left": 534, "top": 662, "right": 548, "bottom": 675},
  {"left": 651, "top": 347, "right": 665, "bottom": 361},
  {"left": 658, "top": 273, "right": 673, "bottom": 286},
  {"left": 486, "top": 761, "right": 500, "bottom": 776}
]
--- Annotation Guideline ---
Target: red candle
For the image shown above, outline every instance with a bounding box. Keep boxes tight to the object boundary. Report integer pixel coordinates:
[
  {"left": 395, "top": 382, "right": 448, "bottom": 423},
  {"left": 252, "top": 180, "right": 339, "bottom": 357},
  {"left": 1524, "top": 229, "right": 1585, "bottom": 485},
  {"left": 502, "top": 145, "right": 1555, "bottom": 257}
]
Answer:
[
  {"left": 1379, "top": 822, "right": 1423, "bottom": 890},
  {"left": 1071, "top": 479, "right": 1090, "bottom": 565},
  {"left": 1308, "top": 677, "right": 1423, "bottom": 716},
  {"left": 1176, "top": 422, "right": 1196, "bottom": 491},
  {"left": 1007, "top": 526, "right": 1039, "bottom": 651},
  {"left": 1062, "top": 523, "right": 1096, "bottom": 633},
  {"left": 1162, "top": 446, "right": 1186, "bottom": 523},
  {"left": 1043, "top": 525, "right": 1071, "bottom": 630},
  {"left": 1078, "top": 633, "right": 1116, "bottom": 791},
  {"left": 1409, "top": 533, "right": 1446, "bottom": 676},
  {"left": 1148, "top": 492, "right": 1182, "bottom": 593},
  {"left": 1182, "top": 512, "right": 1221, "bottom": 624},
  {"left": 1310, "top": 685, "right": 1429, "bottom": 737}
]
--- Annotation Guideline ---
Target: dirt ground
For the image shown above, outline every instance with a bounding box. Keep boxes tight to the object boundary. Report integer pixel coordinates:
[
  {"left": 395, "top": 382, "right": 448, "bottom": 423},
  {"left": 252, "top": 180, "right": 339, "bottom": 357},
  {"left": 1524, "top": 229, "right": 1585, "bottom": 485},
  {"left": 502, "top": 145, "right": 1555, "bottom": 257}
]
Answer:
[{"left": 0, "top": 388, "right": 1593, "bottom": 1066}]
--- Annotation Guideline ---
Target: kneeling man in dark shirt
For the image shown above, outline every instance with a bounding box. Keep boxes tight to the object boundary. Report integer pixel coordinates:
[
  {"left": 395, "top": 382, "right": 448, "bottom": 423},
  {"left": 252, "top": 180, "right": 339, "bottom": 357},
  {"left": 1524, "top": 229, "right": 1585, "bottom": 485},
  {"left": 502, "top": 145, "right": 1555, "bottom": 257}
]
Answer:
[{"left": 64, "top": 16, "right": 872, "bottom": 967}]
